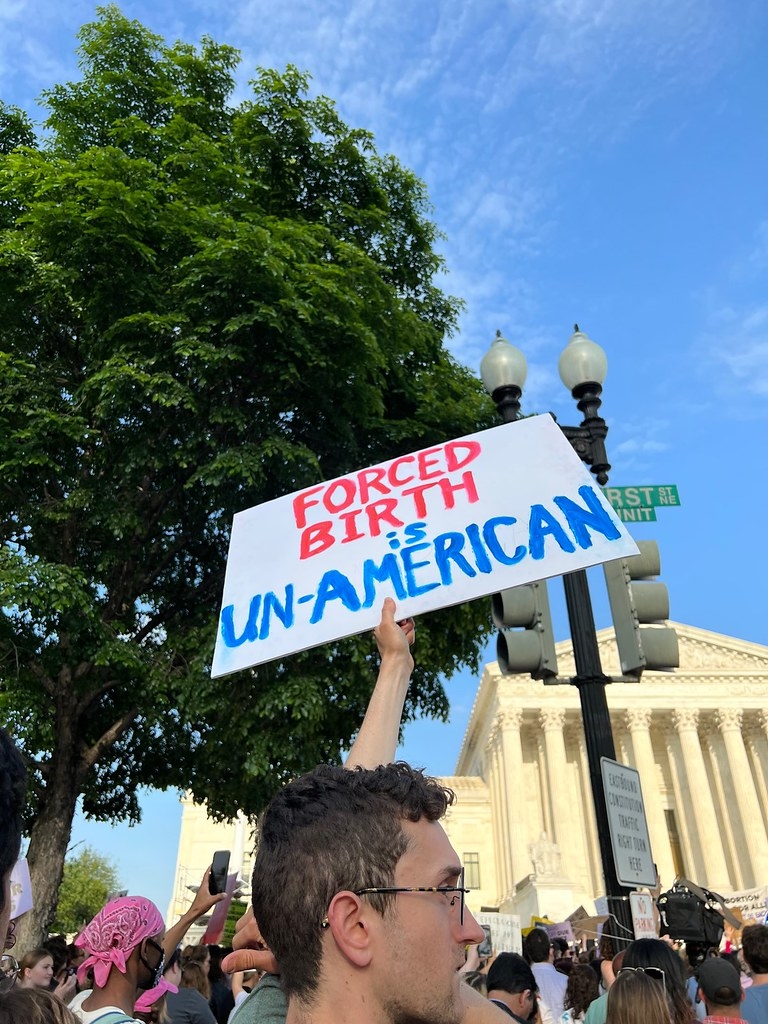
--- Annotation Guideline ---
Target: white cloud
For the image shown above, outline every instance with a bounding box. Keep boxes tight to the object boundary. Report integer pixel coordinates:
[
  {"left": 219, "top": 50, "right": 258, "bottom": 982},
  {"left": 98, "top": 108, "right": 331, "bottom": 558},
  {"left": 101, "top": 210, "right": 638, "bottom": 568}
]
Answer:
[
  {"left": 615, "top": 439, "right": 669, "bottom": 455},
  {"left": 708, "top": 306, "right": 768, "bottom": 398}
]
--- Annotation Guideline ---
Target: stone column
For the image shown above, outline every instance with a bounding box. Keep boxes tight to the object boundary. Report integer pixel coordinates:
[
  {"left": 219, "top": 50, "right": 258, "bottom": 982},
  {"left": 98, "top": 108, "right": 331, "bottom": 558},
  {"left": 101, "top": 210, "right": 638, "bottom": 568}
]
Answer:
[
  {"left": 744, "top": 716, "right": 768, "bottom": 836},
  {"left": 624, "top": 709, "right": 675, "bottom": 888},
  {"left": 486, "top": 722, "right": 511, "bottom": 902},
  {"left": 499, "top": 709, "right": 529, "bottom": 888},
  {"left": 540, "top": 708, "right": 570, "bottom": 849},
  {"left": 700, "top": 726, "right": 740, "bottom": 889},
  {"left": 565, "top": 723, "right": 598, "bottom": 897},
  {"left": 715, "top": 709, "right": 768, "bottom": 887},
  {"left": 663, "top": 723, "right": 699, "bottom": 883},
  {"left": 671, "top": 709, "right": 730, "bottom": 889},
  {"left": 571, "top": 725, "right": 601, "bottom": 897}
]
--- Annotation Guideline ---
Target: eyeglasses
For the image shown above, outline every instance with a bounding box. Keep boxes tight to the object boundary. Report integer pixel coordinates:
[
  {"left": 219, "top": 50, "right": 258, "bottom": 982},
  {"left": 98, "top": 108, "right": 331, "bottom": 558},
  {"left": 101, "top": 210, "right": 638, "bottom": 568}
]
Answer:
[
  {"left": 0, "top": 954, "right": 20, "bottom": 993},
  {"left": 335, "top": 868, "right": 469, "bottom": 926},
  {"left": 617, "top": 966, "right": 666, "bottom": 995}
]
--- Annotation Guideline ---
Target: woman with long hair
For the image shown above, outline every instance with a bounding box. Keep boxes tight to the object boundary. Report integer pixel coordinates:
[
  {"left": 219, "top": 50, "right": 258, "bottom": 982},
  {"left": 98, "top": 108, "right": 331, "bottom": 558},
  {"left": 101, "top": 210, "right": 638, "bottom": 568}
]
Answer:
[
  {"left": 621, "top": 938, "right": 693, "bottom": 1024},
  {"left": 584, "top": 938, "right": 692, "bottom": 1024},
  {"left": 17, "top": 949, "right": 54, "bottom": 990},
  {"left": 606, "top": 969, "right": 671, "bottom": 1024},
  {"left": 562, "top": 963, "right": 600, "bottom": 1023}
]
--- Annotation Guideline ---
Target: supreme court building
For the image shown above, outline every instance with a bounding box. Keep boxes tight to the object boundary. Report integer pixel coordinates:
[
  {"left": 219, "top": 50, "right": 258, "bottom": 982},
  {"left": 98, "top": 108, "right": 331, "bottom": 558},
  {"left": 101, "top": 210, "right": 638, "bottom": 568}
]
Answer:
[{"left": 168, "top": 621, "right": 768, "bottom": 927}]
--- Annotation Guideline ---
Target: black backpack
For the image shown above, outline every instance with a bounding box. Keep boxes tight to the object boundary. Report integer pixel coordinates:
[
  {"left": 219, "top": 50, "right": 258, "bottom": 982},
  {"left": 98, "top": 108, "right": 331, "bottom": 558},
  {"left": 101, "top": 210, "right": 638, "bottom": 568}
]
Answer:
[{"left": 657, "top": 878, "right": 739, "bottom": 946}]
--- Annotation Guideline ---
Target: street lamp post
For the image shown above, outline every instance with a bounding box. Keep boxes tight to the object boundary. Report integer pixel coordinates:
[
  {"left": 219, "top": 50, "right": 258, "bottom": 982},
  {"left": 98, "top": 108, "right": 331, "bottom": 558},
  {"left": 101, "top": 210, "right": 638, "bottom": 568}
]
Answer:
[{"left": 481, "top": 325, "right": 635, "bottom": 949}]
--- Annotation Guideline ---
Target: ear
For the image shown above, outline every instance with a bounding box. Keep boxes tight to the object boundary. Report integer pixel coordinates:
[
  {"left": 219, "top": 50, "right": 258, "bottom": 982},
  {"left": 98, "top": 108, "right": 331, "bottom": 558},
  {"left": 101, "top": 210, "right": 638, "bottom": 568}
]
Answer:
[{"left": 324, "top": 891, "right": 375, "bottom": 968}]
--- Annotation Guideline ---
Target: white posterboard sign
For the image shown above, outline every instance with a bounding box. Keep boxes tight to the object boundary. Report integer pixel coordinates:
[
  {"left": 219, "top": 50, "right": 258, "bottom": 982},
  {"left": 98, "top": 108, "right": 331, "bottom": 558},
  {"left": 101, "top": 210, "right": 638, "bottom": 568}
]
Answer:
[
  {"left": 600, "top": 759, "right": 656, "bottom": 888},
  {"left": 630, "top": 891, "right": 658, "bottom": 938},
  {"left": 723, "top": 886, "right": 768, "bottom": 924},
  {"left": 212, "top": 415, "right": 638, "bottom": 677},
  {"left": 475, "top": 912, "right": 523, "bottom": 955},
  {"left": 9, "top": 858, "right": 33, "bottom": 919}
]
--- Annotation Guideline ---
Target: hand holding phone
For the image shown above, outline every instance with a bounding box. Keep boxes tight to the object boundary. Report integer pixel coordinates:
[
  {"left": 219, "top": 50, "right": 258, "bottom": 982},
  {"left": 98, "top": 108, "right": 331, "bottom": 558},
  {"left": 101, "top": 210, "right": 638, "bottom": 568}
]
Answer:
[{"left": 208, "top": 850, "right": 231, "bottom": 896}]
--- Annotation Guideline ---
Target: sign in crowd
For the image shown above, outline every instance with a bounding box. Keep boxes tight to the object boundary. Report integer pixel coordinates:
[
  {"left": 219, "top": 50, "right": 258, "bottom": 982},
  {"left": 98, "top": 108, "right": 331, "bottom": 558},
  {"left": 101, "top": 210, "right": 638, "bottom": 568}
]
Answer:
[{"left": 212, "top": 416, "right": 637, "bottom": 676}]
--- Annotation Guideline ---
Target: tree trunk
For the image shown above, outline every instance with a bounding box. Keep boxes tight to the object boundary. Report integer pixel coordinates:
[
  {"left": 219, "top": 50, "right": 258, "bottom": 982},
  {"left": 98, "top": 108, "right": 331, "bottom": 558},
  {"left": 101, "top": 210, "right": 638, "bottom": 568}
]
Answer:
[{"left": 15, "top": 709, "right": 82, "bottom": 950}]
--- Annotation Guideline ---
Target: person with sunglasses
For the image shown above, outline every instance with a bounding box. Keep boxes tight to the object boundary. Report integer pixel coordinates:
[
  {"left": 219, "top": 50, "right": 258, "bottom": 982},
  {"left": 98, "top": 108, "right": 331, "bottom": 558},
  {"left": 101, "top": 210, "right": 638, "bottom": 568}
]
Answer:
[
  {"left": 585, "top": 938, "right": 694, "bottom": 1024},
  {"left": 68, "top": 896, "right": 171, "bottom": 1023},
  {"left": 605, "top": 969, "right": 671, "bottom": 1024}
]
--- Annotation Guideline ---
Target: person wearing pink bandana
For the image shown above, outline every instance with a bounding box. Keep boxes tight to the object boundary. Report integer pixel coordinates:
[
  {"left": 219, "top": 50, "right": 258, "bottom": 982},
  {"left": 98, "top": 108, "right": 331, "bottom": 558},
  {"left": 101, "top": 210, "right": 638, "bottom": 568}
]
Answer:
[{"left": 69, "top": 896, "right": 173, "bottom": 1023}]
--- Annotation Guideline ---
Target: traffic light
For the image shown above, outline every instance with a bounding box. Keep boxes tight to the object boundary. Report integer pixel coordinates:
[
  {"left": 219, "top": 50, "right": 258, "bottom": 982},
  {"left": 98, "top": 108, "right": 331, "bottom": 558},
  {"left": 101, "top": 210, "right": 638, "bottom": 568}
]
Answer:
[
  {"left": 491, "top": 580, "right": 559, "bottom": 681},
  {"left": 603, "top": 540, "right": 679, "bottom": 678}
]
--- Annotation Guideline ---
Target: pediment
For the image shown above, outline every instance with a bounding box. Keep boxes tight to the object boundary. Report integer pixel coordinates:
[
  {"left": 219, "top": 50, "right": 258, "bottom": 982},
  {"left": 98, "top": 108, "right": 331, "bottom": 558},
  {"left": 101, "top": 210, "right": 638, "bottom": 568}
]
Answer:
[{"left": 553, "top": 622, "right": 768, "bottom": 678}]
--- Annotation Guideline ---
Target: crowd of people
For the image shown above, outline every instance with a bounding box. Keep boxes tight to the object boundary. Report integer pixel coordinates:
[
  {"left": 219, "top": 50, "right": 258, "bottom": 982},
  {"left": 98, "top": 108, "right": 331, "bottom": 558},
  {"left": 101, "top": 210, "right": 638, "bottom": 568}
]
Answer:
[{"left": 2, "top": 600, "right": 768, "bottom": 1024}]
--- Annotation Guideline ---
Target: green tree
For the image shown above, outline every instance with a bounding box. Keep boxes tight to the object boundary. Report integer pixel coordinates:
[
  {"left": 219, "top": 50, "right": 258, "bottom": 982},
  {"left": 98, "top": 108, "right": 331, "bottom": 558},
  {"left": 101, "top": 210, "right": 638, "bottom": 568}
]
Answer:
[
  {"left": 222, "top": 899, "right": 248, "bottom": 947},
  {"left": 0, "top": 6, "right": 494, "bottom": 947},
  {"left": 51, "top": 846, "right": 121, "bottom": 935}
]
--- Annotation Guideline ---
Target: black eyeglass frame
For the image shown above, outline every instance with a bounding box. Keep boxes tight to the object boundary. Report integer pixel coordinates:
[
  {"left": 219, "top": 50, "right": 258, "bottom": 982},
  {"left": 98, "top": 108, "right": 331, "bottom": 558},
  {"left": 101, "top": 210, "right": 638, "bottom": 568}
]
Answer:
[{"left": 321, "top": 868, "right": 470, "bottom": 927}]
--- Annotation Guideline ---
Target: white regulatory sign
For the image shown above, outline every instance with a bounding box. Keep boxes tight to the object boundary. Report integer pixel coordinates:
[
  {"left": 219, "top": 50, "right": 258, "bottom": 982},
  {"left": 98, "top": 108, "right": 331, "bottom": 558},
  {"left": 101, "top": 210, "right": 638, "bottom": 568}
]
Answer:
[
  {"left": 600, "top": 758, "right": 656, "bottom": 887},
  {"left": 629, "top": 891, "right": 658, "bottom": 938}
]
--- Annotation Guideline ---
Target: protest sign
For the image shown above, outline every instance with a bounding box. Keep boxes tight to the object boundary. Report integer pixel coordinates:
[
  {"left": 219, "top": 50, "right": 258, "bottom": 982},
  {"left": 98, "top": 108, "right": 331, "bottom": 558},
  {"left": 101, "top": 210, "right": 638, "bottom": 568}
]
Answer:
[
  {"left": 723, "top": 886, "right": 768, "bottom": 924},
  {"left": 212, "top": 415, "right": 638, "bottom": 677},
  {"left": 476, "top": 912, "right": 523, "bottom": 955},
  {"left": 546, "top": 920, "right": 575, "bottom": 943},
  {"left": 9, "top": 858, "right": 32, "bottom": 919}
]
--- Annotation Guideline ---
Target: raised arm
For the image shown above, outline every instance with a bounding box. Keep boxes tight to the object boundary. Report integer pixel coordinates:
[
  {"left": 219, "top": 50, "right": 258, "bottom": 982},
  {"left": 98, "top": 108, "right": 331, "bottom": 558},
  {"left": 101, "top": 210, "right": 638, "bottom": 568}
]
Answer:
[
  {"left": 163, "top": 866, "right": 225, "bottom": 958},
  {"left": 344, "top": 597, "right": 415, "bottom": 769},
  {"left": 223, "top": 600, "right": 415, "bottom": 977}
]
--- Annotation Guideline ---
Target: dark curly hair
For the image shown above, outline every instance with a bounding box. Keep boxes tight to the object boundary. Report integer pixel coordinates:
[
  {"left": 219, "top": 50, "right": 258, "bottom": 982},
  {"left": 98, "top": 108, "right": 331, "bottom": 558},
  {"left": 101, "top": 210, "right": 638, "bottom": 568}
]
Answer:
[
  {"left": 252, "top": 761, "right": 454, "bottom": 1001},
  {"left": 564, "top": 963, "right": 599, "bottom": 1017}
]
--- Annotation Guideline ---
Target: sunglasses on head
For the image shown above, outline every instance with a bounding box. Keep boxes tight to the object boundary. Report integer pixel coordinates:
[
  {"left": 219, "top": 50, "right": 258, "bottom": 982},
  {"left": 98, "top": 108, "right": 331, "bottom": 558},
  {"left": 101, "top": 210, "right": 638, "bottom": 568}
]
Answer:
[{"left": 617, "top": 965, "right": 666, "bottom": 995}]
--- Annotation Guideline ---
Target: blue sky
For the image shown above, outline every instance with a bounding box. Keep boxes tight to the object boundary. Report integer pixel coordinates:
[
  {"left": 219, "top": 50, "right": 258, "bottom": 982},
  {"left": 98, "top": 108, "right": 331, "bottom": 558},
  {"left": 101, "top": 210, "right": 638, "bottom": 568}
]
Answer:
[{"left": 3, "top": 0, "right": 767, "bottom": 915}]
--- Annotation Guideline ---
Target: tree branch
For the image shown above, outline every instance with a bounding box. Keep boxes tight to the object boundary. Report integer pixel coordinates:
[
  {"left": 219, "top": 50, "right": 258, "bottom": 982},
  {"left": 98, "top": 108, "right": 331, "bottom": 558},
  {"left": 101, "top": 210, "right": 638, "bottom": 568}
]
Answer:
[{"left": 79, "top": 708, "right": 139, "bottom": 773}]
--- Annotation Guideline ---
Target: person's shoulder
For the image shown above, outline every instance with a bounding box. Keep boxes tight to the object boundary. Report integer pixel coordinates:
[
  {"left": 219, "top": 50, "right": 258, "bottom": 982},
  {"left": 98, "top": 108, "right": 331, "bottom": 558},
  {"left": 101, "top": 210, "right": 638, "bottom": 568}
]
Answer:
[
  {"left": 67, "top": 991, "right": 139, "bottom": 1024},
  {"left": 230, "top": 975, "right": 286, "bottom": 1024},
  {"left": 743, "top": 981, "right": 768, "bottom": 1008},
  {"left": 68, "top": 990, "right": 88, "bottom": 1011}
]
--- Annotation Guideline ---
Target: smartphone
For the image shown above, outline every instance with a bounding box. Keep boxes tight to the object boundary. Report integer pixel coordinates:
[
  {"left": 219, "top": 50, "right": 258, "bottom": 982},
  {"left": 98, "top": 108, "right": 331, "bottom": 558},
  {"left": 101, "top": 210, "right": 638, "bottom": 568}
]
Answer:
[
  {"left": 208, "top": 849, "right": 230, "bottom": 895},
  {"left": 477, "top": 924, "right": 493, "bottom": 958}
]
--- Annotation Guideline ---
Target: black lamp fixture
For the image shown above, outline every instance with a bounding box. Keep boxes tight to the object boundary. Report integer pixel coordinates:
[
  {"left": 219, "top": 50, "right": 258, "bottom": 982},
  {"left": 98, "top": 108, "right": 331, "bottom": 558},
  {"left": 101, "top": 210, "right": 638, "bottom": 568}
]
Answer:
[{"left": 479, "top": 322, "right": 635, "bottom": 950}]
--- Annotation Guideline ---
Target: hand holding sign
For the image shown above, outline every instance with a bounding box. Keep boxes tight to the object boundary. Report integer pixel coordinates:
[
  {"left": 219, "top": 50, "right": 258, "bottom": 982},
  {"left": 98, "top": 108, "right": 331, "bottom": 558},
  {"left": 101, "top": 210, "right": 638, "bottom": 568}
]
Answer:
[
  {"left": 374, "top": 596, "right": 415, "bottom": 670},
  {"left": 213, "top": 416, "right": 637, "bottom": 676}
]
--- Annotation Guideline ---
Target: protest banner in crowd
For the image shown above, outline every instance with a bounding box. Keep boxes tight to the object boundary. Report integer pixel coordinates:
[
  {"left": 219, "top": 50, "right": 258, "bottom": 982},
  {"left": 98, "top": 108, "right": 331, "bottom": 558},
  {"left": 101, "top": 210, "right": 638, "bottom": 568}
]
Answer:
[{"left": 212, "top": 415, "right": 637, "bottom": 677}]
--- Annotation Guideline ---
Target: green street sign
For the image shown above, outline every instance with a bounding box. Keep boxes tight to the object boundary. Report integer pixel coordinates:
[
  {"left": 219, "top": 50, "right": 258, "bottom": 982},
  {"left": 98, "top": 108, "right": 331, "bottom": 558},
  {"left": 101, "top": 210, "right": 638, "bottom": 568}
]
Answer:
[
  {"left": 614, "top": 507, "right": 657, "bottom": 523},
  {"left": 601, "top": 485, "right": 680, "bottom": 510}
]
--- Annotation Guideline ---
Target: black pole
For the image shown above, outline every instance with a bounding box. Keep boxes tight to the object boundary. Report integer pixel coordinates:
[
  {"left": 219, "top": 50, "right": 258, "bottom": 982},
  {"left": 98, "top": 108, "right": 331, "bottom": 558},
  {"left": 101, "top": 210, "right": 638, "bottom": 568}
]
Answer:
[
  {"left": 483, "top": 326, "right": 634, "bottom": 949},
  {"left": 562, "top": 568, "right": 634, "bottom": 950}
]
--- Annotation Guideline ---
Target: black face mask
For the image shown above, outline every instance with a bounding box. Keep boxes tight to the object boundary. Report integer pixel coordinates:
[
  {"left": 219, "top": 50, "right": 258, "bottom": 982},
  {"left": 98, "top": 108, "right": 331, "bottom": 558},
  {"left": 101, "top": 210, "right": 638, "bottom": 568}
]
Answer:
[
  {"left": 139, "top": 939, "right": 165, "bottom": 989},
  {"left": 151, "top": 954, "right": 165, "bottom": 988}
]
